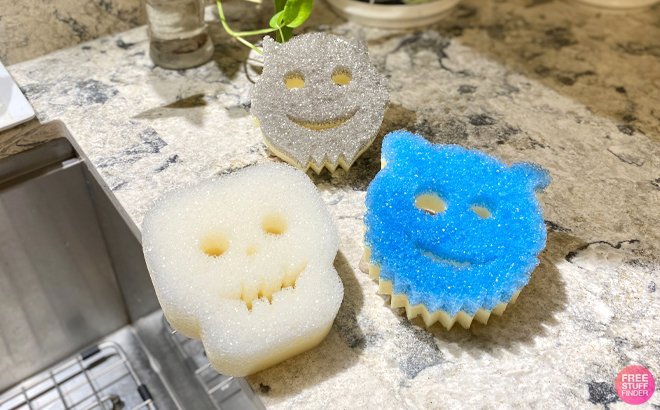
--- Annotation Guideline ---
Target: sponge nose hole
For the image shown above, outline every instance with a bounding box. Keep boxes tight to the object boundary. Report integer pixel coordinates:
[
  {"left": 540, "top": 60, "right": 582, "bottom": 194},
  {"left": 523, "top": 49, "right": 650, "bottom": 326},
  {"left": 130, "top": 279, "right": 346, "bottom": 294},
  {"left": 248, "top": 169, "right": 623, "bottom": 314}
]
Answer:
[
  {"left": 471, "top": 205, "right": 492, "bottom": 219},
  {"left": 246, "top": 244, "right": 260, "bottom": 256},
  {"left": 201, "top": 232, "right": 229, "bottom": 257},
  {"left": 262, "top": 212, "right": 288, "bottom": 235},
  {"left": 415, "top": 193, "right": 446, "bottom": 215}
]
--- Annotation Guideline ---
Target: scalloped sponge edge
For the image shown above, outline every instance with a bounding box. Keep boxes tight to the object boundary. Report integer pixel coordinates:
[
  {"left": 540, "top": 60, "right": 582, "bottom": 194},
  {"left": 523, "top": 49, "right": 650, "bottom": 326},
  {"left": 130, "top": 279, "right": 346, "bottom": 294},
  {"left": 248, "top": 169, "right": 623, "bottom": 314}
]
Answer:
[{"left": 364, "top": 246, "right": 520, "bottom": 330}]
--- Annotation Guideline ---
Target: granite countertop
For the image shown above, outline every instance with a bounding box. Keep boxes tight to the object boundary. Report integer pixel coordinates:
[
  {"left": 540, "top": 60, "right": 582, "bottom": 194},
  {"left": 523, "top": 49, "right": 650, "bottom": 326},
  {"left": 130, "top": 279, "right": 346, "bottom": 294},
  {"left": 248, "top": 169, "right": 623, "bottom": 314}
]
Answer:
[{"left": 6, "top": 0, "right": 660, "bottom": 408}]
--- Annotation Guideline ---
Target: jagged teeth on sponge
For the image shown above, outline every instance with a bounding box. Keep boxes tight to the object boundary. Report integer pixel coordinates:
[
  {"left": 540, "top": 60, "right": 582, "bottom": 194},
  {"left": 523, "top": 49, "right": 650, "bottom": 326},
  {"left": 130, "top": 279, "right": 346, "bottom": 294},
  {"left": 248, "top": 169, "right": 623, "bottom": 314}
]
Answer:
[
  {"left": 251, "top": 33, "right": 390, "bottom": 173},
  {"left": 142, "top": 163, "right": 343, "bottom": 376},
  {"left": 364, "top": 130, "right": 551, "bottom": 330}
]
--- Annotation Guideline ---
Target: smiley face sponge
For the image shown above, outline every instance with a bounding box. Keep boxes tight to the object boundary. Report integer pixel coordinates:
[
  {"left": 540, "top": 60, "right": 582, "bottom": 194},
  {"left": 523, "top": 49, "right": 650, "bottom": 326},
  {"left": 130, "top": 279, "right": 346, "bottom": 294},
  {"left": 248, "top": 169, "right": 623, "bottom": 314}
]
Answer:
[
  {"left": 251, "top": 33, "right": 389, "bottom": 173},
  {"left": 142, "top": 163, "right": 343, "bottom": 376},
  {"left": 364, "top": 131, "right": 551, "bottom": 330}
]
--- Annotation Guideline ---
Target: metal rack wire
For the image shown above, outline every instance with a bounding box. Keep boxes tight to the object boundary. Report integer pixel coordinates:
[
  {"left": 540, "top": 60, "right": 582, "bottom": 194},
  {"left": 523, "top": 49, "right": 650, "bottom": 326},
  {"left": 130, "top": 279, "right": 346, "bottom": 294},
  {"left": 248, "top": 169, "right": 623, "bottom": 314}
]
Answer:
[
  {"left": 161, "top": 316, "right": 245, "bottom": 410},
  {"left": 0, "top": 342, "right": 155, "bottom": 410}
]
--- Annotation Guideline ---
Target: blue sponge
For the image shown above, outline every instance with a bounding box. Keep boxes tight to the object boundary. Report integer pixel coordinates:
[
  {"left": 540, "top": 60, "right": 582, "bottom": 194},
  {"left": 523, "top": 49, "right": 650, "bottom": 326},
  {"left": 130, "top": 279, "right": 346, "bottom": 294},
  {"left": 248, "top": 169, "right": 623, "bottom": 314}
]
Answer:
[{"left": 364, "top": 131, "right": 551, "bottom": 329}]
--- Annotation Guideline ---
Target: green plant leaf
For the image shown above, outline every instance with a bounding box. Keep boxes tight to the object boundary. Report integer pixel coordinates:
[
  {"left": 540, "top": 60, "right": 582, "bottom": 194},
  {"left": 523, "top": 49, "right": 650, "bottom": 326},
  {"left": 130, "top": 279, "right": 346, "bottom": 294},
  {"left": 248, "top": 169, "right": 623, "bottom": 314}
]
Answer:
[
  {"left": 269, "top": 10, "right": 285, "bottom": 29},
  {"left": 282, "top": 0, "right": 313, "bottom": 28},
  {"left": 276, "top": 26, "right": 293, "bottom": 42},
  {"left": 274, "top": 0, "right": 287, "bottom": 12},
  {"left": 271, "top": 0, "right": 310, "bottom": 42}
]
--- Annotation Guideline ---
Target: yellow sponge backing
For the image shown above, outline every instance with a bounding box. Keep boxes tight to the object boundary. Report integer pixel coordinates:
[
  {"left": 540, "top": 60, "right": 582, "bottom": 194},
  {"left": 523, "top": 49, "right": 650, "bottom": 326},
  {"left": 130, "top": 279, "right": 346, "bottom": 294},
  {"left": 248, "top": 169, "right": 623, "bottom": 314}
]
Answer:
[{"left": 364, "top": 246, "right": 520, "bottom": 330}]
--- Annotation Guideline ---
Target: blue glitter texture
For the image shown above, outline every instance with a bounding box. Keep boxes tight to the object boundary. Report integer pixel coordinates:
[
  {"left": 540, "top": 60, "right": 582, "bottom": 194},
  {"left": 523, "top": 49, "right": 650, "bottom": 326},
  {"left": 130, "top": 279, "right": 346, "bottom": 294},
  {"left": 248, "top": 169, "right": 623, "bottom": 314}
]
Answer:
[{"left": 364, "top": 131, "right": 551, "bottom": 317}]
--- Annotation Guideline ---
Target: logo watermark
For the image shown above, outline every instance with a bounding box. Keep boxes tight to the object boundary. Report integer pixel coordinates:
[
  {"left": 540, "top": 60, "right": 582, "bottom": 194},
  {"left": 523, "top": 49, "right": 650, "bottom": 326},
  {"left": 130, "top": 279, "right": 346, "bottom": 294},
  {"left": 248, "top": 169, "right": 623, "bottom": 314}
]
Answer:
[{"left": 615, "top": 365, "right": 655, "bottom": 405}]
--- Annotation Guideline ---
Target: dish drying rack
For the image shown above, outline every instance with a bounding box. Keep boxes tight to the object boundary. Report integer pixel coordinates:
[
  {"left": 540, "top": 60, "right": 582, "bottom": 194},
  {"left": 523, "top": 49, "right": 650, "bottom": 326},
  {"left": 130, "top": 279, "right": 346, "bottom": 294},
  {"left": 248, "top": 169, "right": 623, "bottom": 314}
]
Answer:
[
  {"left": 0, "top": 314, "right": 262, "bottom": 410},
  {"left": 161, "top": 316, "right": 254, "bottom": 410},
  {"left": 0, "top": 342, "right": 154, "bottom": 410}
]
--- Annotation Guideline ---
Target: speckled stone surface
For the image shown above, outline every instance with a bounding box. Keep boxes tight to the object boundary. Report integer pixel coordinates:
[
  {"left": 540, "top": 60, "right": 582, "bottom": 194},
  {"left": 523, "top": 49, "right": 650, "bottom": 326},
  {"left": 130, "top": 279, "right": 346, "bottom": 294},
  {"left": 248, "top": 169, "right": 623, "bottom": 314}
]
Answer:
[
  {"left": 6, "top": 0, "right": 660, "bottom": 408},
  {"left": 0, "top": 0, "right": 144, "bottom": 65}
]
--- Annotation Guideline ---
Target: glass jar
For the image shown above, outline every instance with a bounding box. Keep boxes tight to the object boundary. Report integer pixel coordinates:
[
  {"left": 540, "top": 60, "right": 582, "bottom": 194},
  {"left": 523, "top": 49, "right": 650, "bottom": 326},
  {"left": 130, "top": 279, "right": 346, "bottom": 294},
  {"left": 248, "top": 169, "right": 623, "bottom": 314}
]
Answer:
[{"left": 144, "top": 0, "right": 215, "bottom": 69}]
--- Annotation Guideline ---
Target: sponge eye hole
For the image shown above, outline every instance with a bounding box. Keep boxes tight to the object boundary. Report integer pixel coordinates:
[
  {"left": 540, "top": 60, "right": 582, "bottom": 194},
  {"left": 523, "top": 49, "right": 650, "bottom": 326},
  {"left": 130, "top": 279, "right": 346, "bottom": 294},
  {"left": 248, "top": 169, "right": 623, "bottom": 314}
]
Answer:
[
  {"left": 415, "top": 193, "right": 446, "bottom": 215},
  {"left": 262, "top": 212, "right": 288, "bottom": 235},
  {"left": 331, "top": 68, "right": 352, "bottom": 86},
  {"left": 471, "top": 205, "right": 492, "bottom": 219},
  {"left": 284, "top": 71, "right": 305, "bottom": 89},
  {"left": 201, "top": 232, "right": 230, "bottom": 257}
]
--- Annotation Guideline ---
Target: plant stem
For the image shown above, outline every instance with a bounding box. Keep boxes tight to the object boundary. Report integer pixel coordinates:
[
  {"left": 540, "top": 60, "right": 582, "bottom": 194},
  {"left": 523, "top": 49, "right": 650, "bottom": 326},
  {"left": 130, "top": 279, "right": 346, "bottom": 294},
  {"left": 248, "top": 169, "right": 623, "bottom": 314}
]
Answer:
[
  {"left": 234, "top": 28, "right": 278, "bottom": 36},
  {"left": 216, "top": 0, "right": 276, "bottom": 54},
  {"left": 236, "top": 36, "right": 263, "bottom": 54}
]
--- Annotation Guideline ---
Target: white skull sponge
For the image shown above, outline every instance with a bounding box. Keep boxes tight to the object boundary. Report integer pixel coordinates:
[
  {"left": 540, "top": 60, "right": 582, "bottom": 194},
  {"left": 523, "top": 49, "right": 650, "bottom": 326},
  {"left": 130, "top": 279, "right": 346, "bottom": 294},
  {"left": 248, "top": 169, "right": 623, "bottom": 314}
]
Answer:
[
  {"left": 251, "top": 33, "right": 389, "bottom": 174},
  {"left": 142, "top": 163, "right": 343, "bottom": 376}
]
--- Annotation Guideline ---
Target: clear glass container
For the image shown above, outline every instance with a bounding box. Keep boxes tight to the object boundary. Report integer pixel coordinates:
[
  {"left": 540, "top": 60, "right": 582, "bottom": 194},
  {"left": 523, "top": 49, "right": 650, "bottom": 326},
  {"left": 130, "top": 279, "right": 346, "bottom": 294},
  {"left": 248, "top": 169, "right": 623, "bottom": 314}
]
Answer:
[{"left": 145, "top": 0, "right": 215, "bottom": 69}]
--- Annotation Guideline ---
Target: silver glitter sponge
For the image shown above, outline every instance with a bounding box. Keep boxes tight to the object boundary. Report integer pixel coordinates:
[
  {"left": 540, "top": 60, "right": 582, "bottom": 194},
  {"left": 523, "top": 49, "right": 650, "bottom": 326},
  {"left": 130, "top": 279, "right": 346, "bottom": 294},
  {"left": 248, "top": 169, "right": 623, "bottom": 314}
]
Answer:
[{"left": 251, "top": 33, "right": 390, "bottom": 173}]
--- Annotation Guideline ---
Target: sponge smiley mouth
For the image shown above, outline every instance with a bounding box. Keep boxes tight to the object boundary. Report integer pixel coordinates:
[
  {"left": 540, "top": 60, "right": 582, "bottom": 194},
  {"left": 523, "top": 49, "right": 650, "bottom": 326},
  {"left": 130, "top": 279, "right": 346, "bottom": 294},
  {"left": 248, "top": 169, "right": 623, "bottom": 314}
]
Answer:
[
  {"left": 416, "top": 242, "right": 492, "bottom": 268},
  {"left": 287, "top": 110, "right": 357, "bottom": 131},
  {"left": 232, "top": 260, "right": 309, "bottom": 311}
]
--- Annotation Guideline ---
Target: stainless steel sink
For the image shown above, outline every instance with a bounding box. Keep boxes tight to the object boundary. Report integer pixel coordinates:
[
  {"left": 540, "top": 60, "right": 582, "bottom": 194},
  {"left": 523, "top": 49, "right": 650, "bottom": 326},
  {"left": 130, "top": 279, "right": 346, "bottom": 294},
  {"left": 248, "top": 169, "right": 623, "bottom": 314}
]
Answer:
[{"left": 0, "top": 121, "right": 265, "bottom": 410}]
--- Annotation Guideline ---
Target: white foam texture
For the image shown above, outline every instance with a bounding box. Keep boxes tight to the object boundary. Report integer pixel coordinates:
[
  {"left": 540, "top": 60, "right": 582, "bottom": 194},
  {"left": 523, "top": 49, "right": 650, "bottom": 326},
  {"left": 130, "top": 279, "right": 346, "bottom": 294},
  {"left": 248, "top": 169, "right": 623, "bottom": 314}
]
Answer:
[{"left": 142, "top": 163, "right": 343, "bottom": 376}]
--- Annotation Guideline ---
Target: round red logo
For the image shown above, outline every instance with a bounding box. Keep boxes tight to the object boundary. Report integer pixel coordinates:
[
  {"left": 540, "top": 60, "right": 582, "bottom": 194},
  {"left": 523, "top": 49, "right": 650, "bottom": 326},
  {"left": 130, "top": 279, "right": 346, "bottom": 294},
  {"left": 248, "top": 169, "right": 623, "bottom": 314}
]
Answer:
[{"left": 615, "top": 365, "right": 655, "bottom": 405}]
